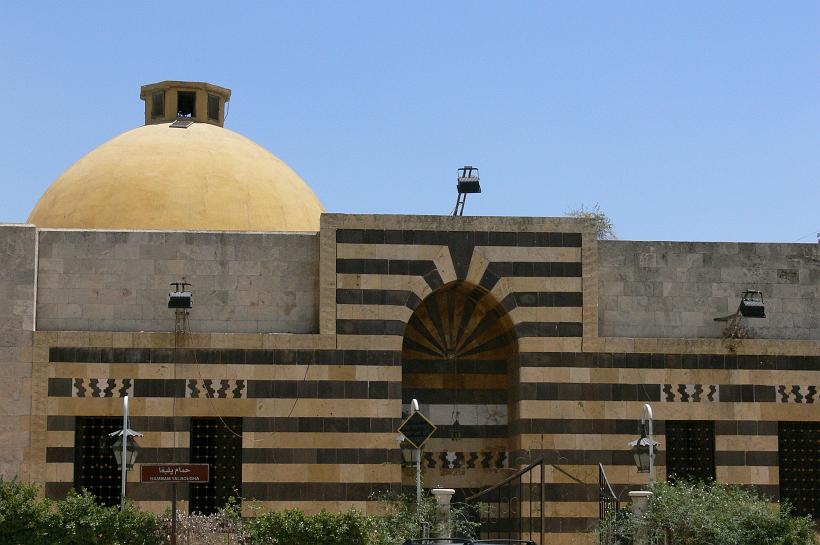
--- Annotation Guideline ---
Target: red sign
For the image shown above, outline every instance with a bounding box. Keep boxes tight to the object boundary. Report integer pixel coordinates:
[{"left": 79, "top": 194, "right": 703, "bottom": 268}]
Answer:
[{"left": 140, "top": 464, "right": 209, "bottom": 483}]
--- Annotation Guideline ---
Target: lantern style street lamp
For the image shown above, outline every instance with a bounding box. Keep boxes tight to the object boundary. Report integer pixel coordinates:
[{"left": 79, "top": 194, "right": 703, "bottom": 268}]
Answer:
[
  {"left": 399, "top": 437, "right": 421, "bottom": 467},
  {"left": 108, "top": 395, "right": 143, "bottom": 510},
  {"left": 110, "top": 429, "right": 142, "bottom": 471},
  {"left": 628, "top": 403, "right": 660, "bottom": 483}
]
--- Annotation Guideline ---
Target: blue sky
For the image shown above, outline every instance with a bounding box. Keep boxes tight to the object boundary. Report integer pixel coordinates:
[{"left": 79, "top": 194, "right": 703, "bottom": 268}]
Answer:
[{"left": 1, "top": 2, "right": 817, "bottom": 242}]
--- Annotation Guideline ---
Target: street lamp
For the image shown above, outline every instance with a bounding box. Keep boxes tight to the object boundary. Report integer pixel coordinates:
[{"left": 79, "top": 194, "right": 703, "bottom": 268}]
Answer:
[
  {"left": 396, "top": 399, "right": 424, "bottom": 506},
  {"left": 108, "top": 395, "right": 143, "bottom": 510},
  {"left": 110, "top": 429, "right": 142, "bottom": 471},
  {"left": 628, "top": 403, "right": 660, "bottom": 484},
  {"left": 398, "top": 438, "right": 421, "bottom": 468}
]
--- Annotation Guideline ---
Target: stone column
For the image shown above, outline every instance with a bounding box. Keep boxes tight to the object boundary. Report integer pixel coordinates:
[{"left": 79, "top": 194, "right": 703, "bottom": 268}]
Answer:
[{"left": 431, "top": 487, "right": 456, "bottom": 538}]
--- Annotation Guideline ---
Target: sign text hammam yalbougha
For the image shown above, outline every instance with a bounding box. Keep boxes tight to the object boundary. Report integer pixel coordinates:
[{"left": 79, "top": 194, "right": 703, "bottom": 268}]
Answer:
[{"left": 140, "top": 463, "right": 210, "bottom": 483}]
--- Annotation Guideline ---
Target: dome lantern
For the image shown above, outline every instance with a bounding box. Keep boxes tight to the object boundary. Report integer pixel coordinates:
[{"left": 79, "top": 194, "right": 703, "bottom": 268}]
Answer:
[{"left": 140, "top": 81, "right": 231, "bottom": 127}]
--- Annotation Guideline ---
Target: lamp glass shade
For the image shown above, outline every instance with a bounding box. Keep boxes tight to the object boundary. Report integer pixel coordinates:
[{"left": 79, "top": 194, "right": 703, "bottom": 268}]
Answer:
[
  {"left": 111, "top": 436, "right": 141, "bottom": 470},
  {"left": 399, "top": 440, "right": 420, "bottom": 466},
  {"left": 631, "top": 444, "right": 651, "bottom": 473},
  {"left": 628, "top": 435, "right": 659, "bottom": 473}
]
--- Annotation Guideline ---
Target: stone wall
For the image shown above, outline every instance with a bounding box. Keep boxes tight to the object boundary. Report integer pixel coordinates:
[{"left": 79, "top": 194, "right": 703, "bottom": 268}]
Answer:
[
  {"left": 598, "top": 241, "right": 820, "bottom": 339},
  {"left": 36, "top": 230, "right": 320, "bottom": 334},
  {"left": 0, "top": 224, "right": 36, "bottom": 479}
]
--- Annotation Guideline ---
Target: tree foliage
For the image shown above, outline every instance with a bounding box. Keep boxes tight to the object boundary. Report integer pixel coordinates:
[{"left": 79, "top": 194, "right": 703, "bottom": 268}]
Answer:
[
  {"left": 605, "top": 481, "right": 816, "bottom": 545},
  {"left": 365, "top": 491, "right": 478, "bottom": 544},
  {"left": 0, "top": 479, "right": 160, "bottom": 545},
  {"left": 0, "top": 479, "right": 478, "bottom": 545},
  {"left": 566, "top": 202, "right": 617, "bottom": 240}
]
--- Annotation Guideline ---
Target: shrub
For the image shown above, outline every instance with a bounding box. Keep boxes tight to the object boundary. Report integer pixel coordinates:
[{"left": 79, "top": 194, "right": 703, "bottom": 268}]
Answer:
[
  {"left": 0, "top": 480, "right": 160, "bottom": 545},
  {"left": 0, "top": 478, "right": 53, "bottom": 545},
  {"left": 608, "top": 481, "right": 816, "bottom": 545},
  {"left": 51, "top": 490, "right": 160, "bottom": 545},
  {"left": 0, "top": 479, "right": 482, "bottom": 545},
  {"left": 366, "top": 491, "right": 478, "bottom": 544},
  {"left": 244, "top": 508, "right": 371, "bottom": 545}
]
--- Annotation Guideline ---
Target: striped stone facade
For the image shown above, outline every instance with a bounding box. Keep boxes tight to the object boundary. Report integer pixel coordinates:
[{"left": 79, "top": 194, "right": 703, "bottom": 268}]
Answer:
[{"left": 6, "top": 214, "right": 818, "bottom": 545}]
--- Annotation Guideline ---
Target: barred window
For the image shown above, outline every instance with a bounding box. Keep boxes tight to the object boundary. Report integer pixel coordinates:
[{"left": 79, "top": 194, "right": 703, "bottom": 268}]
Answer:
[
  {"left": 779, "top": 421, "right": 819, "bottom": 519},
  {"left": 151, "top": 91, "right": 165, "bottom": 118},
  {"left": 189, "top": 418, "right": 243, "bottom": 515},
  {"left": 74, "top": 417, "right": 122, "bottom": 507},
  {"left": 665, "top": 420, "right": 715, "bottom": 483},
  {"left": 207, "top": 94, "right": 219, "bottom": 121}
]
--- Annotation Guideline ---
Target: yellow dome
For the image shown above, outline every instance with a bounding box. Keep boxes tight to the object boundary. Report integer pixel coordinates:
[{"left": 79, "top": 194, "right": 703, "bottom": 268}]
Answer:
[{"left": 28, "top": 122, "right": 324, "bottom": 231}]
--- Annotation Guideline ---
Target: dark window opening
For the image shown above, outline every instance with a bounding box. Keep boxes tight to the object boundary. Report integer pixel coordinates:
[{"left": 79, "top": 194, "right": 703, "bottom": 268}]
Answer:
[
  {"left": 207, "top": 94, "right": 219, "bottom": 121},
  {"left": 151, "top": 91, "right": 165, "bottom": 119},
  {"left": 665, "top": 420, "right": 715, "bottom": 483},
  {"left": 74, "top": 417, "right": 121, "bottom": 507},
  {"left": 779, "top": 421, "right": 819, "bottom": 519},
  {"left": 177, "top": 91, "right": 196, "bottom": 118},
  {"left": 190, "top": 418, "right": 242, "bottom": 515}
]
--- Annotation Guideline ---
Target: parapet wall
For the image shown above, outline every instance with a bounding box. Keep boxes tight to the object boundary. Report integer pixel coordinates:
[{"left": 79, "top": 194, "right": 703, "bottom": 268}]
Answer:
[
  {"left": 35, "top": 230, "right": 320, "bottom": 334},
  {"left": 0, "top": 224, "right": 36, "bottom": 480},
  {"left": 598, "top": 240, "right": 820, "bottom": 339}
]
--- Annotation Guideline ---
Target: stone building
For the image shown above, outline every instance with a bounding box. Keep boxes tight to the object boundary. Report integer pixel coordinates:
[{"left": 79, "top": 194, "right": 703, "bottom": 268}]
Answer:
[{"left": 0, "top": 81, "right": 817, "bottom": 542}]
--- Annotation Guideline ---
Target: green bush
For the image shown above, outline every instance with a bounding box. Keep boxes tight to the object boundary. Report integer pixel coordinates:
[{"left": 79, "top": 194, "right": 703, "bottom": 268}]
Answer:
[
  {"left": 0, "top": 479, "right": 480, "bottom": 545},
  {"left": 244, "top": 508, "right": 371, "bottom": 545},
  {"left": 366, "top": 492, "right": 478, "bottom": 544},
  {"left": 50, "top": 490, "right": 160, "bottom": 545},
  {"left": 0, "top": 480, "right": 160, "bottom": 545},
  {"left": 608, "top": 481, "right": 816, "bottom": 545},
  {"left": 0, "top": 478, "right": 53, "bottom": 545}
]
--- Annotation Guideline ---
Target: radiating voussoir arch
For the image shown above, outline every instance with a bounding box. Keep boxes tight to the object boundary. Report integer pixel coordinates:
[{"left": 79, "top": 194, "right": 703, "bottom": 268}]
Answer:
[{"left": 402, "top": 281, "right": 518, "bottom": 365}]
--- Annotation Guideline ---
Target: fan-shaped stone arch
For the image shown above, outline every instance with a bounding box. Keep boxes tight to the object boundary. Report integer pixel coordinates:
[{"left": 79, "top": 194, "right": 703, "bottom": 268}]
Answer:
[{"left": 401, "top": 281, "right": 518, "bottom": 493}]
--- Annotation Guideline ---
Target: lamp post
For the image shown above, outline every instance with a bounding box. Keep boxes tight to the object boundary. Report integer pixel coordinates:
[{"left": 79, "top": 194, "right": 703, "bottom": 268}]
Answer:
[
  {"left": 628, "top": 403, "right": 660, "bottom": 484},
  {"left": 109, "top": 395, "right": 143, "bottom": 511},
  {"left": 410, "top": 399, "right": 421, "bottom": 505},
  {"left": 397, "top": 399, "right": 424, "bottom": 506}
]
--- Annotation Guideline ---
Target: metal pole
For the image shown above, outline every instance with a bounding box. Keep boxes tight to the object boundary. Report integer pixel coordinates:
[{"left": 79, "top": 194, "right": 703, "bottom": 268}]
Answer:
[
  {"left": 410, "top": 399, "right": 422, "bottom": 507},
  {"left": 642, "top": 403, "right": 655, "bottom": 484},
  {"left": 416, "top": 447, "right": 422, "bottom": 506},
  {"left": 171, "top": 484, "right": 177, "bottom": 545},
  {"left": 121, "top": 395, "right": 128, "bottom": 511},
  {"left": 539, "top": 460, "right": 544, "bottom": 545}
]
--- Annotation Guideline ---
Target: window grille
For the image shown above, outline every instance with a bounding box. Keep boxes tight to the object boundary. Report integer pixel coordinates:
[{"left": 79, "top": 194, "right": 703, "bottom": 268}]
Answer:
[
  {"left": 151, "top": 91, "right": 165, "bottom": 118},
  {"left": 207, "top": 94, "right": 219, "bottom": 121},
  {"left": 74, "top": 417, "right": 122, "bottom": 507},
  {"left": 779, "top": 421, "right": 819, "bottom": 519},
  {"left": 190, "top": 418, "right": 243, "bottom": 515},
  {"left": 665, "top": 420, "right": 715, "bottom": 483}
]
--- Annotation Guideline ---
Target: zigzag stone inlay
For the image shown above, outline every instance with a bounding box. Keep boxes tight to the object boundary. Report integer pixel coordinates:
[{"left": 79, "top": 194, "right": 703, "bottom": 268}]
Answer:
[
  {"left": 777, "top": 385, "right": 817, "bottom": 404},
  {"left": 72, "top": 378, "right": 132, "bottom": 398},
  {"left": 70, "top": 378, "right": 246, "bottom": 398},
  {"left": 663, "top": 384, "right": 719, "bottom": 402},
  {"left": 420, "top": 451, "right": 508, "bottom": 470},
  {"left": 186, "top": 379, "right": 246, "bottom": 399}
]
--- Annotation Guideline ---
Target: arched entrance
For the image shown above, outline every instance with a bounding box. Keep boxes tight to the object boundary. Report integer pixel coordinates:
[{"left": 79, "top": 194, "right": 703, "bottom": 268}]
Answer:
[{"left": 401, "top": 281, "right": 518, "bottom": 496}]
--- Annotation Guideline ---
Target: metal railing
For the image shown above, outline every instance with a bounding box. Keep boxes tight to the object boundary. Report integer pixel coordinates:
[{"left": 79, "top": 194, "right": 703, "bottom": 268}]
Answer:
[
  {"left": 598, "top": 463, "right": 620, "bottom": 545},
  {"left": 465, "top": 458, "right": 545, "bottom": 544}
]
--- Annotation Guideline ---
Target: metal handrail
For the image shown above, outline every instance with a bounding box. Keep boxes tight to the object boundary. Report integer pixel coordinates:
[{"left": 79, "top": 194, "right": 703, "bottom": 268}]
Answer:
[
  {"left": 598, "top": 463, "right": 618, "bottom": 500},
  {"left": 465, "top": 458, "right": 543, "bottom": 502}
]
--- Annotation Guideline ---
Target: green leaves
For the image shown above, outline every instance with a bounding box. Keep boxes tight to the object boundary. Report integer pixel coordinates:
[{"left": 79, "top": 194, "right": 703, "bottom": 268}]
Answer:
[
  {"left": 0, "top": 478, "right": 53, "bottom": 545},
  {"left": 0, "top": 480, "right": 160, "bottom": 545},
  {"left": 1, "top": 480, "right": 479, "bottom": 545},
  {"left": 605, "top": 481, "right": 817, "bottom": 545},
  {"left": 244, "top": 509, "right": 371, "bottom": 545}
]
